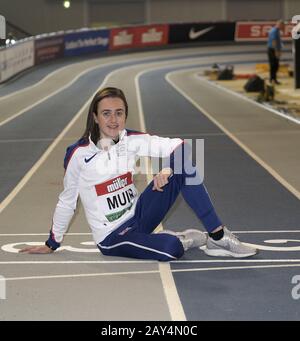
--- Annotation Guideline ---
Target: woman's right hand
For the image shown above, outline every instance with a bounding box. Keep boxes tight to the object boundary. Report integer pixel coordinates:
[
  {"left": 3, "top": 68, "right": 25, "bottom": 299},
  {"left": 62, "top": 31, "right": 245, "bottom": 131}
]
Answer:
[{"left": 19, "top": 245, "right": 54, "bottom": 254}]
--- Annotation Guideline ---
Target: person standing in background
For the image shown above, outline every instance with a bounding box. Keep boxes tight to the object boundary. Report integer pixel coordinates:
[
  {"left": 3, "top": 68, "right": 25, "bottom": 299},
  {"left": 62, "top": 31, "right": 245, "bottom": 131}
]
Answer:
[{"left": 267, "top": 20, "right": 284, "bottom": 85}]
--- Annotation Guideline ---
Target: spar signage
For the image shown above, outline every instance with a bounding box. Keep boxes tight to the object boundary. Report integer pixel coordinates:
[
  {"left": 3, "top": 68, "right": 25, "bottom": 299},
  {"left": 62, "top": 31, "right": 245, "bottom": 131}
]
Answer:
[
  {"left": 35, "top": 35, "right": 64, "bottom": 64},
  {"left": 235, "top": 21, "right": 295, "bottom": 41},
  {"left": 109, "top": 25, "right": 169, "bottom": 50},
  {"left": 64, "top": 29, "right": 109, "bottom": 56},
  {"left": 168, "top": 22, "right": 235, "bottom": 44}
]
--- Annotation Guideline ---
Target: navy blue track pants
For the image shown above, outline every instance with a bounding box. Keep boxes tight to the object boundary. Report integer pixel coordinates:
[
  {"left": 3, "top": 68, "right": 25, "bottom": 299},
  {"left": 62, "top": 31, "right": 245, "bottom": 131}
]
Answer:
[{"left": 98, "top": 170, "right": 222, "bottom": 262}]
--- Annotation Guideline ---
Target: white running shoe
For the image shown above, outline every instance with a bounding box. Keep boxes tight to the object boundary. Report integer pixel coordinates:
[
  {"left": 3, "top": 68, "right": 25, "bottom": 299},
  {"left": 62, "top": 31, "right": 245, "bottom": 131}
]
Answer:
[
  {"left": 204, "top": 227, "right": 257, "bottom": 258},
  {"left": 160, "top": 229, "right": 207, "bottom": 251}
]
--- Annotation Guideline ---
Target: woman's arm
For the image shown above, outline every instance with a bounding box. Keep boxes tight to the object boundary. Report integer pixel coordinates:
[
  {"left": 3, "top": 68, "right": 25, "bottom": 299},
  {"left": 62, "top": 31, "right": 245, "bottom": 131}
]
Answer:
[
  {"left": 19, "top": 148, "right": 81, "bottom": 254},
  {"left": 19, "top": 244, "right": 54, "bottom": 254},
  {"left": 136, "top": 134, "right": 183, "bottom": 158}
]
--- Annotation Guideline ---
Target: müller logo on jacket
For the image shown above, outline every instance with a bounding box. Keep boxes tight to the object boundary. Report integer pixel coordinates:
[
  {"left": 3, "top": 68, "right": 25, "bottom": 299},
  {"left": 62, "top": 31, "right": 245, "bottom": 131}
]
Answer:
[
  {"left": 94, "top": 172, "right": 136, "bottom": 222},
  {"left": 107, "top": 177, "right": 128, "bottom": 193},
  {"left": 95, "top": 172, "right": 133, "bottom": 195}
]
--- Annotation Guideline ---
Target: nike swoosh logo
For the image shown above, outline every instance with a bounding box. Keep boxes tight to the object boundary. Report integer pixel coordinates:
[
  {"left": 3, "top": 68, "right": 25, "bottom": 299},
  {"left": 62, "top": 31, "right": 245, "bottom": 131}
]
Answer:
[
  {"left": 84, "top": 153, "right": 97, "bottom": 163},
  {"left": 189, "top": 26, "right": 215, "bottom": 40}
]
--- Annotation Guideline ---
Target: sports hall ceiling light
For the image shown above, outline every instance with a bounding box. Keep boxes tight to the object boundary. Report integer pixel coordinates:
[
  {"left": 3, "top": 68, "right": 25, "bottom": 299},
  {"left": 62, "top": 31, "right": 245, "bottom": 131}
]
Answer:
[{"left": 63, "top": 1, "right": 71, "bottom": 9}]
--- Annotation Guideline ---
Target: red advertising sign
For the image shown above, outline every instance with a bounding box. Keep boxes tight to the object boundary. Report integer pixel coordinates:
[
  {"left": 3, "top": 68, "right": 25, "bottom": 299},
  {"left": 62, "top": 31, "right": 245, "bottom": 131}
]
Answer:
[
  {"left": 135, "top": 25, "right": 169, "bottom": 47},
  {"left": 109, "top": 25, "right": 169, "bottom": 50},
  {"left": 109, "top": 27, "right": 137, "bottom": 50},
  {"left": 235, "top": 21, "right": 295, "bottom": 41}
]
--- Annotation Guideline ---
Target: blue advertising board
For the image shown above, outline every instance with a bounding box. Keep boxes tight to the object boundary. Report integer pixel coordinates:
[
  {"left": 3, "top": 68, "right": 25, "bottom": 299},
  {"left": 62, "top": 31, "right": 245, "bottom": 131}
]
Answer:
[{"left": 64, "top": 29, "right": 109, "bottom": 57}]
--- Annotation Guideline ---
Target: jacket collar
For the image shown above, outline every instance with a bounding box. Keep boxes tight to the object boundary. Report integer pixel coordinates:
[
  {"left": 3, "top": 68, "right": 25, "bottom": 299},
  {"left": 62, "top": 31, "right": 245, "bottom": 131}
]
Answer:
[{"left": 88, "top": 129, "right": 127, "bottom": 151}]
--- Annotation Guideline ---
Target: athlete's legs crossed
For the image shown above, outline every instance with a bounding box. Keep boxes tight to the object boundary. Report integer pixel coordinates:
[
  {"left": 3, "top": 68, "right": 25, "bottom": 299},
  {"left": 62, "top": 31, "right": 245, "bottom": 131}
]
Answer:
[
  {"left": 98, "top": 160, "right": 221, "bottom": 261},
  {"left": 98, "top": 176, "right": 185, "bottom": 261},
  {"left": 98, "top": 222, "right": 184, "bottom": 261}
]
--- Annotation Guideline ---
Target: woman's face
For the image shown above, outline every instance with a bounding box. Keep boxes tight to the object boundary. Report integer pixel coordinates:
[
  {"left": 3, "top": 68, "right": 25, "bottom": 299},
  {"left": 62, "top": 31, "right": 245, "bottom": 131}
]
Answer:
[{"left": 94, "top": 97, "right": 127, "bottom": 140}]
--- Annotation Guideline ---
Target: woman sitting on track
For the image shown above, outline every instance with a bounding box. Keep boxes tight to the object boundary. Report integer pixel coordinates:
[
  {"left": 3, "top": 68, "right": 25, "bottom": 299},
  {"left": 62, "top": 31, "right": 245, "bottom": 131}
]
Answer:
[{"left": 20, "top": 87, "right": 257, "bottom": 261}]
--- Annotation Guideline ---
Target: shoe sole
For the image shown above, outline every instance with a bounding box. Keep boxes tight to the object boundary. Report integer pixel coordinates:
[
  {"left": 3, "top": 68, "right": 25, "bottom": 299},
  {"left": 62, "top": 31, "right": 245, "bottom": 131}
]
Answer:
[{"left": 204, "top": 248, "right": 258, "bottom": 258}]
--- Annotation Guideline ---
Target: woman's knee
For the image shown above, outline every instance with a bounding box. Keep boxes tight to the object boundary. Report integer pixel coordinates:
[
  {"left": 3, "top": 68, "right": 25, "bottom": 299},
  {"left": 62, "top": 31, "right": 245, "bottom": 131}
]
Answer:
[{"left": 161, "top": 236, "right": 184, "bottom": 260}]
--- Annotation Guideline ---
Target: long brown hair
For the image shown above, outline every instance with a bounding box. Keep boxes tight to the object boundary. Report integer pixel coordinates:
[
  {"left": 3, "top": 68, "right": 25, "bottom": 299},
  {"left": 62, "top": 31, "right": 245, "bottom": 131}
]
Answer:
[{"left": 81, "top": 87, "right": 128, "bottom": 144}]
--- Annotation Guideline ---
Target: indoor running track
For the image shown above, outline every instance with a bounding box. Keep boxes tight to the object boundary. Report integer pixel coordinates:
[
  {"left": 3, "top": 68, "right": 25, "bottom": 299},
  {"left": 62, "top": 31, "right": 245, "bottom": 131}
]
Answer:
[{"left": 0, "top": 44, "right": 299, "bottom": 321}]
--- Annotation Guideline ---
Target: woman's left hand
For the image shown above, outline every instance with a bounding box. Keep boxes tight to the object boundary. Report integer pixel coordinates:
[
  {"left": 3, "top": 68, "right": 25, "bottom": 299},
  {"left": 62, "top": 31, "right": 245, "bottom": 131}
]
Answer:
[{"left": 152, "top": 168, "right": 173, "bottom": 192}]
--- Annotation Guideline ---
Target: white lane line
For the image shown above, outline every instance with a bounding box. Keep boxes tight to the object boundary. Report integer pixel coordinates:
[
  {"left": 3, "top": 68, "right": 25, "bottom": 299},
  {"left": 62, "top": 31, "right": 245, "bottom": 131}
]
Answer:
[
  {"left": 197, "top": 75, "right": 300, "bottom": 125},
  {"left": 0, "top": 261, "right": 157, "bottom": 264},
  {"left": 0, "top": 65, "right": 138, "bottom": 214},
  {"left": 0, "top": 53, "right": 181, "bottom": 127},
  {"left": 4, "top": 263, "right": 300, "bottom": 281},
  {"left": 158, "top": 262, "right": 186, "bottom": 321},
  {"left": 135, "top": 69, "right": 187, "bottom": 321},
  {"left": 0, "top": 48, "right": 202, "bottom": 102},
  {"left": 4, "top": 270, "right": 160, "bottom": 282},
  {"left": 1, "top": 259, "right": 300, "bottom": 264},
  {"left": 172, "top": 263, "right": 300, "bottom": 273},
  {"left": 0, "top": 55, "right": 270, "bottom": 128},
  {"left": 0, "top": 52, "right": 208, "bottom": 128},
  {"left": 0, "top": 63, "right": 106, "bottom": 127},
  {"left": 0, "top": 64, "right": 74, "bottom": 101},
  {"left": 0, "top": 49, "right": 286, "bottom": 128},
  {"left": 165, "top": 71, "right": 300, "bottom": 200}
]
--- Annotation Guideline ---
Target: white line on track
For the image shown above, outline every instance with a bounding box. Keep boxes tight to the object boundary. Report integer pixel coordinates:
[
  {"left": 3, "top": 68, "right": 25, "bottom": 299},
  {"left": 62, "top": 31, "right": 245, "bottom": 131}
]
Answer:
[
  {"left": 0, "top": 64, "right": 73, "bottom": 101},
  {"left": 165, "top": 71, "right": 300, "bottom": 200},
  {"left": 0, "top": 46, "right": 265, "bottom": 102},
  {"left": 0, "top": 55, "right": 170, "bottom": 127},
  {"left": 0, "top": 63, "right": 109, "bottom": 127},
  {"left": 3, "top": 263, "right": 300, "bottom": 282},
  {"left": 135, "top": 68, "right": 187, "bottom": 321},
  {"left": 0, "top": 53, "right": 208, "bottom": 128},
  {"left": 172, "top": 263, "right": 300, "bottom": 273},
  {"left": 4, "top": 270, "right": 160, "bottom": 282},
  {"left": 197, "top": 75, "right": 300, "bottom": 125}
]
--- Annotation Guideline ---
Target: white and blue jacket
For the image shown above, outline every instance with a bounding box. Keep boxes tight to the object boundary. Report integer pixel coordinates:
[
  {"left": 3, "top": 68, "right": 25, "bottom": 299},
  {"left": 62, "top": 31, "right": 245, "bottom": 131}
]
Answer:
[{"left": 46, "top": 129, "right": 182, "bottom": 249}]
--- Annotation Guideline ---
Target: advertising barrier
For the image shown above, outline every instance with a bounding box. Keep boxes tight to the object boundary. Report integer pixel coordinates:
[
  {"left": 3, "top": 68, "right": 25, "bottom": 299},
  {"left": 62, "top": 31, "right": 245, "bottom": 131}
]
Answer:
[
  {"left": 109, "top": 25, "right": 169, "bottom": 50},
  {"left": 235, "top": 21, "right": 294, "bottom": 41},
  {"left": 109, "top": 27, "right": 137, "bottom": 50},
  {"left": 135, "top": 25, "right": 169, "bottom": 47},
  {"left": 168, "top": 22, "right": 235, "bottom": 44},
  {"left": 64, "top": 29, "right": 109, "bottom": 57},
  {"left": 4, "top": 20, "right": 298, "bottom": 83},
  {"left": 35, "top": 35, "right": 64, "bottom": 64},
  {"left": 0, "top": 39, "right": 34, "bottom": 82}
]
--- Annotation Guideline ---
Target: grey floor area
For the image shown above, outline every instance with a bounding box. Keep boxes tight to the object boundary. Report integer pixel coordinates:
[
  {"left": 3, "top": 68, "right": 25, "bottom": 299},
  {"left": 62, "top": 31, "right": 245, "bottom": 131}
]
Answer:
[
  {"left": 139, "top": 67, "right": 300, "bottom": 320},
  {"left": 0, "top": 44, "right": 299, "bottom": 320}
]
